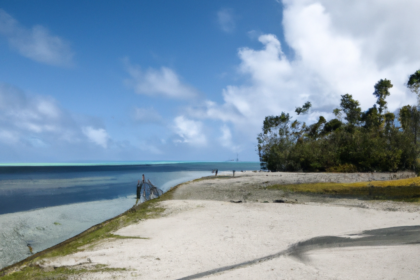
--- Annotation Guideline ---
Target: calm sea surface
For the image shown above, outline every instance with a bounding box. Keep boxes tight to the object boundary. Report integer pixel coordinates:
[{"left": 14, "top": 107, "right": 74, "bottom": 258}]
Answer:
[
  {"left": 0, "top": 162, "right": 260, "bottom": 215},
  {"left": 0, "top": 162, "right": 260, "bottom": 268}
]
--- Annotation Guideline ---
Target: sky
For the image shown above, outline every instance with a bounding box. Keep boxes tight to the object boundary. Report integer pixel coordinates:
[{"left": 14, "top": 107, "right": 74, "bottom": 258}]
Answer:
[{"left": 0, "top": 0, "right": 420, "bottom": 163}]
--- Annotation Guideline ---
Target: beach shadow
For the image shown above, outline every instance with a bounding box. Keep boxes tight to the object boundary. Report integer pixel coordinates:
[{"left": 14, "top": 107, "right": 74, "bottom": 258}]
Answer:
[{"left": 176, "top": 225, "right": 420, "bottom": 280}]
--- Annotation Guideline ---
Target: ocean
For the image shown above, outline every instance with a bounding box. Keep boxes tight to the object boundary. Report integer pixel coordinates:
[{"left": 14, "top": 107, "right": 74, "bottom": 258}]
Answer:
[{"left": 0, "top": 161, "right": 260, "bottom": 269}]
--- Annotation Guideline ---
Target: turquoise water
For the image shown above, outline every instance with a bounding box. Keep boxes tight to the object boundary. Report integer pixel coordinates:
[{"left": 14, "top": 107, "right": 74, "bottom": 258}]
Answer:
[
  {"left": 0, "top": 161, "right": 184, "bottom": 166},
  {"left": 0, "top": 161, "right": 257, "bottom": 166},
  {"left": 0, "top": 161, "right": 260, "bottom": 269},
  {"left": 0, "top": 162, "right": 260, "bottom": 214}
]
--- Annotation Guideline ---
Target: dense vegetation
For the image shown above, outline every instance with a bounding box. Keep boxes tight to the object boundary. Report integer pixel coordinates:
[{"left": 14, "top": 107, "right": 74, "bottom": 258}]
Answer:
[{"left": 257, "top": 70, "right": 420, "bottom": 173}]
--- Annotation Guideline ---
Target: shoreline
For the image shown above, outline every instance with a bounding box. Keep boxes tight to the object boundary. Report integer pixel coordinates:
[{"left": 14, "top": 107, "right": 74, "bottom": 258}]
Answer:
[
  {"left": 2, "top": 171, "right": 420, "bottom": 279},
  {"left": 0, "top": 172, "right": 208, "bottom": 274},
  {"left": 0, "top": 171, "right": 211, "bottom": 269}
]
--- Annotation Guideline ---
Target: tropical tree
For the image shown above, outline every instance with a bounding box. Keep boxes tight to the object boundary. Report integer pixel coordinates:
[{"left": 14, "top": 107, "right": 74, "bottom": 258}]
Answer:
[
  {"left": 340, "top": 94, "right": 361, "bottom": 126},
  {"left": 373, "top": 79, "right": 393, "bottom": 123},
  {"left": 257, "top": 77, "right": 419, "bottom": 173},
  {"left": 407, "top": 70, "right": 420, "bottom": 98}
]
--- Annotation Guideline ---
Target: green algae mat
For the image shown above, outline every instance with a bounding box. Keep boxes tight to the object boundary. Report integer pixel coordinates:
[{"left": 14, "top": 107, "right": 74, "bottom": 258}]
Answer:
[{"left": 268, "top": 176, "right": 420, "bottom": 202}]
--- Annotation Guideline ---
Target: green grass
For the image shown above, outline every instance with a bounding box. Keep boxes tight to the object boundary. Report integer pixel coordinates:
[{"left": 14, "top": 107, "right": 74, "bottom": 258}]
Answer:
[
  {"left": 106, "top": 234, "right": 148, "bottom": 240},
  {"left": 1, "top": 264, "right": 126, "bottom": 280},
  {"left": 268, "top": 176, "right": 420, "bottom": 202}
]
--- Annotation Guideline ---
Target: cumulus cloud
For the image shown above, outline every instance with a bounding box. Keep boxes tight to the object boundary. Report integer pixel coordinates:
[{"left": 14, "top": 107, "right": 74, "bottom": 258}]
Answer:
[
  {"left": 217, "top": 8, "right": 235, "bottom": 33},
  {"left": 0, "top": 9, "right": 74, "bottom": 66},
  {"left": 124, "top": 60, "right": 198, "bottom": 99},
  {"left": 218, "top": 125, "right": 240, "bottom": 152},
  {"left": 132, "top": 107, "right": 163, "bottom": 124},
  {"left": 173, "top": 116, "right": 206, "bottom": 146},
  {"left": 191, "top": 0, "right": 420, "bottom": 139},
  {"left": 0, "top": 84, "right": 110, "bottom": 150},
  {"left": 0, "top": 84, "right": 62, "bottom": 138},
  {"left": 82, "top": 127, "right": 109, "bottom": 148}
]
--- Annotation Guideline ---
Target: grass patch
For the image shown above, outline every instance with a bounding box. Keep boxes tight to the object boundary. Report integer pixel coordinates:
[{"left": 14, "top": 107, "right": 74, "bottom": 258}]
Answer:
[
  {"left": 1, "top": 264, "right": 126, "bottom": 280},
  {"left": 267, "top": 176, "right": 420, "bottom": 202},
  {"left": 105, "top": 234, "right": 148, "bottom": 240}
]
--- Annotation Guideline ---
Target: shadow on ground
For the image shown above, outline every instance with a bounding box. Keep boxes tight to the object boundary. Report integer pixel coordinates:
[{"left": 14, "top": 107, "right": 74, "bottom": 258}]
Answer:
[{"left": 177, "top": 225, "right": 420, "bottom": 280}]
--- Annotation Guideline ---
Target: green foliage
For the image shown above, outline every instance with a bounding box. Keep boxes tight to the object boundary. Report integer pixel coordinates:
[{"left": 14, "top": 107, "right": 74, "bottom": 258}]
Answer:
[
  {"left": 258, "top": 77, "right": 420, "bottom": 172},
  {"left": 1, "top": 265, "right": 126, "bottom": 280},
  {"left": 332, "top": 108, "right": 342, "bottom": 119},
  {"left": 407, "top": 69, "right": 420, "bottom": 96},
  {"left": 323, "top": 118, "right": 342, "bottom": 134},
  {"left": 361, "top": 105, "right": 381, "bottom": 130},
  {"left": 326, "top": 163, "right": 357, "bottom": 173},
  {"left": 262, "top": 112, "right": 290, "bottom": 135},
  {"left": 373, "top": 79, "right": 393, "bottom": 115},
  {"left": 295, "top": 101, "right": 312, "bottom": 115},
  {"left": 340, "top": 94, "right": 361, "bottom": 126},
  {"left": 307, "top": 116, "right": 326, "bottom": 139}
]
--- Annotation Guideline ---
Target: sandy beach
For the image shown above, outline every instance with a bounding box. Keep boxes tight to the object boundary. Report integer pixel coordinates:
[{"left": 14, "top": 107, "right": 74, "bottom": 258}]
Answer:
[{"left": 2, "top": 171, "right": 420, "bottom": 279}]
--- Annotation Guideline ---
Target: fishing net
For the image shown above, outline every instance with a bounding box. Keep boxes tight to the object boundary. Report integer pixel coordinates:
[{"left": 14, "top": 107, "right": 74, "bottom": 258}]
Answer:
[{"left": 136, "top": 179, "right": 163, "bottom": 202}]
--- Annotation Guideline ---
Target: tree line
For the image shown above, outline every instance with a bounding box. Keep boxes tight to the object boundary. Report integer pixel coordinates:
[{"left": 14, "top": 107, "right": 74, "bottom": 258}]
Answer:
[{"left": 257, "top": 70, "right": 420, "bottom": 173}]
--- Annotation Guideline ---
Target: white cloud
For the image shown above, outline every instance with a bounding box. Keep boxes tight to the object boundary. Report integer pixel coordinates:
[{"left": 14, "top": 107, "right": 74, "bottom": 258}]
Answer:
[
  {"left": 218, "top": 125, "right": 240, "bottom": 152},
  {"left": 0, "top": 84, "right": 63, "bottom": 138},
  {"left": 124, "top": 60, "right": 197, "bottom": 99},
  {"left": 173, "top": 116, "right": 206, "bottom": 146},
  {"left": 0, "top": 83, "right": 111, "bottom": 151},
  {"left": 36, "top": 99, "right": 61, "bottom": 118},
  {"left": 191, "top": 0, "right": 420, "bottom": 139},
  {"left": 82, "top": 127, "right": 110, "bottom": 148},
  {"left": 132, "top": 107, "right": 163, "bottom": 124},
  {"left": 0, "top": 9, "right": 74, "bottom": 66},
  {"left": 217, "top": 8, "right": 235, "bottom": 33}
]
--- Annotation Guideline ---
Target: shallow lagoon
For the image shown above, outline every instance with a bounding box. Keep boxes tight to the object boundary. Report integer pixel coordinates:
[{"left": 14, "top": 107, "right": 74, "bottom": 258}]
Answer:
[{"left": 0, "top": 162, "right": 260, "bottom": 269}]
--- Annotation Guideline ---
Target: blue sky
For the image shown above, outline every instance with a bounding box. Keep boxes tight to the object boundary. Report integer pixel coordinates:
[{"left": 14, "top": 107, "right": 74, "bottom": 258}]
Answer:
[{"left": 0, "top": 0, "right": 419, "bottom": 163}]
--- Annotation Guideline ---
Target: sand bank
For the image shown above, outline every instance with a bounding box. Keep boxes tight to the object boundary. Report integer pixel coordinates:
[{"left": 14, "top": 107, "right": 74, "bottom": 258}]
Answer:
[{"left": 2, "top": 172, "right": 420, "bottom": 279}]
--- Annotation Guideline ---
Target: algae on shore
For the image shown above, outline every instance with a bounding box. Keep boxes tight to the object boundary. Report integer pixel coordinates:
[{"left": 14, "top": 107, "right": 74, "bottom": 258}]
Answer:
[
  {"left": 268, "top": 176, "right": 420, "bottom": 202},
  {"left": 0, "top": 182, "right": 182, "bottom": 279},
  {"left": 1, "top": 264, "right": 127, "bottom": 280}
]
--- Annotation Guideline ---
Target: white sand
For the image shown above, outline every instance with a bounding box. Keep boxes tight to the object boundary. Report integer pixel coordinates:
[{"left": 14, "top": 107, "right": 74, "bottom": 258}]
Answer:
[{"left": 43, "top": 199, "right": 420, "bottom": 279}]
